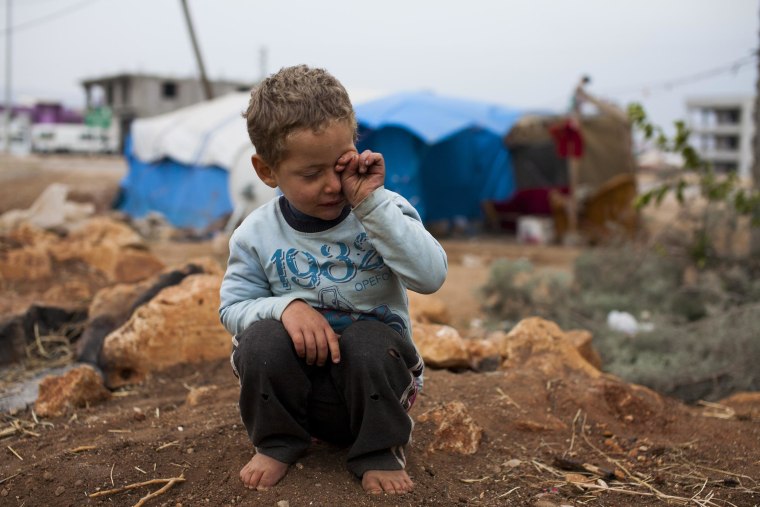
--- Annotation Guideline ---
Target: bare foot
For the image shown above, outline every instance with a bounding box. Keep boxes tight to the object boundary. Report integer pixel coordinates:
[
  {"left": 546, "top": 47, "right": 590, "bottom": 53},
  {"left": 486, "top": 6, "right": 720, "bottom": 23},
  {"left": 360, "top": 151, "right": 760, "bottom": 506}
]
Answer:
[
  {"left": 362, "top": 469, "right": 414, "bottom": 494},
  {"left": 239, "top": 453, "right": 289, "bottom": 490}
]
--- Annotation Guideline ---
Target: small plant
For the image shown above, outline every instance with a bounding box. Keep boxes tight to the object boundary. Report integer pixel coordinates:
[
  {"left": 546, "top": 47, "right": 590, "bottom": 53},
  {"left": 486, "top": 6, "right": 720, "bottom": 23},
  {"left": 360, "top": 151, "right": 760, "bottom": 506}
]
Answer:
[{"left": 628, "top": 103, "right": 760, "bottom": 265}]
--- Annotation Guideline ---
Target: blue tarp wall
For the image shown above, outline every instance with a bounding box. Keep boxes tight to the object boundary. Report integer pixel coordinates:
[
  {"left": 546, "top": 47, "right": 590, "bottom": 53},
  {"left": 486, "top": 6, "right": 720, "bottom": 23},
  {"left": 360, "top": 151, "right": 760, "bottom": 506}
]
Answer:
[
  {"left": 118, "top": 137, "right": 233, "bottom": 230},
  {"left": 355, "top": 91, "right": 524, "bottom": 223}
]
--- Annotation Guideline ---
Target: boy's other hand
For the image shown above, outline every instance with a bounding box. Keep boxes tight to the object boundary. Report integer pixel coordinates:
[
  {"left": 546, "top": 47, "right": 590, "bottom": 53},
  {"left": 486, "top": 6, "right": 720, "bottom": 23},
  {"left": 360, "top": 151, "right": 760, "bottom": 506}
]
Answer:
[
  {"left": 335, "top": 150, "right": 385, "bottom": 207},
  {"left": 281, "top": 300, "right": 340, "bottom": 366}
]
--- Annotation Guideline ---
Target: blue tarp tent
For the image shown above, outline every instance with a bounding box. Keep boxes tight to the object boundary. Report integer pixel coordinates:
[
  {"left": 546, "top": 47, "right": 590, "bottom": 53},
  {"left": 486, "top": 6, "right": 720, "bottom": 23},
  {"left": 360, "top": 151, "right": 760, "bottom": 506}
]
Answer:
[
  {"left": 120, "top": 136, "right": 234, "bottom": 230},
  {"left": 118, "top": 92, "right": 274, "bottom": 231},
  {"left": 355, "top": 91, "right": 525, "bottom": 222}
]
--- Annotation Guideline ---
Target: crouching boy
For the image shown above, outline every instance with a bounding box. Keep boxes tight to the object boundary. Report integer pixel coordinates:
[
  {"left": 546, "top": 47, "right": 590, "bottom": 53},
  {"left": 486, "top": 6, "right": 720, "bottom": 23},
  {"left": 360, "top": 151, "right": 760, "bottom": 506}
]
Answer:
[{"left": 219, "top": 65, "right": 447, "bottom": 494}]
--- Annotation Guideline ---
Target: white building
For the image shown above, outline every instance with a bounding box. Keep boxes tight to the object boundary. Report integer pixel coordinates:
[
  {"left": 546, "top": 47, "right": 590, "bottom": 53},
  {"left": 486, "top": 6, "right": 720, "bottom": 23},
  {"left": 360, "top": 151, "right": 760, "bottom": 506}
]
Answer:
[
  {"left": 81, "top": 73, "right": 252, "bottom": 151},
  {"left": 685, "top": 95, "right": 754, "bottom": 180}
]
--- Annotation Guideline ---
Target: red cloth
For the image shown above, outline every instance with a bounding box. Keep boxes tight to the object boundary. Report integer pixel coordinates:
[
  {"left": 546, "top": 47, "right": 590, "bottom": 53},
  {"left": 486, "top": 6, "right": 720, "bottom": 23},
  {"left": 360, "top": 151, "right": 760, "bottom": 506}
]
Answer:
[
  {"left": 487, "top": 187, "right": 570, "bottom": 231},
  {"left": 549, "top": 119, "right": 584, "bottom": 158}
]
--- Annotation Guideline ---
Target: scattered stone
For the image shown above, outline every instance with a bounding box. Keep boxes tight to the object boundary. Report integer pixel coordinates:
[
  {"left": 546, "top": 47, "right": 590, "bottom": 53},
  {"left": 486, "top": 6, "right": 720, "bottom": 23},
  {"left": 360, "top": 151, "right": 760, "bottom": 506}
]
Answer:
[
  {"left": 604, "top": 438, "right": 624, "bottom": 453},
  {"left": 499, "top": 318, "right": 601, "bottom": 378},
  {"left": 719, "top": 391, "right": 760, "bottom": 421},
  {"left": 276, "top": 501, "right": 290, "bottom": 507},
  {"left": 34, "top": 365, "right": 111, "bottom": 418},
  {"left": 514, "top": 417, "right": 566, "bottom": 432},
  {"left": 43, "top": 471, "right": 53, "bottom": 481},
  {"left": 74, "top": 479, "right": 83, "bottom": 487},
  {"left": 464, "top": 338, "right": 501, "bottom": 371},
  {"left": 1, "top": 218, "right": 164, "bottom": 288},
  {"left": 407, "top": 292, "right": 451, "bottom": 324},
  {"left": 101, "top": 274, "right": 230, "bottom": 388},
  {"left": 504, "top": 459, "right": 522, "bottom": 468},
  {"left": 53, "top": 217, "right": 164, "bottom": 283},
  {"left": 413, "top": 324, "right": 470, "bottom": 369},
  {"left": 0, "top": 244, "right": 53, "bottom": 282},
  {"left": 417, "top": 401, "right": 483, "bottom": 454},
  {"left": 42, "top": 280, "right": 94, "bottom": 304},
  {"left": 0, "top": 488, "right": 7, "bottom": 497},
  {"left": 565, "top": 473, "right": 591, "bottom": 484},
  {"left": 565, "top": 329, "right": 603, "bottom": 370},
  {"left": 0, "top": 183, "right": 94, "bottom": 232},
  {"left": 186, "top": 385, "right": 219, "bottom": 407},
  {"left": 54, "top": 485, "right": 65, "bottom": 496}
]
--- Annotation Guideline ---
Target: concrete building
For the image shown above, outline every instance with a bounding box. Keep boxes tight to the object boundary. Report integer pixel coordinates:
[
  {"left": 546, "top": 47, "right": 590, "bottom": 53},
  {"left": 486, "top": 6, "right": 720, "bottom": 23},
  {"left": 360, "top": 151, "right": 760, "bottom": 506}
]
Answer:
[
  {"left": 685, "top": 95, "right": 754, "bottom": 180},
  {"left": 81, "top": 73, "right": 252, "bottom": 150}
]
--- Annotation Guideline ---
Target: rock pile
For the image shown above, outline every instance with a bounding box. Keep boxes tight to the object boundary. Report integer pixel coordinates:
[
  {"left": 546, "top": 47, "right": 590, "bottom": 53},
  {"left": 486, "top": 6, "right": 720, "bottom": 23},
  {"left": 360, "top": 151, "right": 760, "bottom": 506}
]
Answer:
[{"left": 0, "top": 218, "right": 164, "bottom": 286}]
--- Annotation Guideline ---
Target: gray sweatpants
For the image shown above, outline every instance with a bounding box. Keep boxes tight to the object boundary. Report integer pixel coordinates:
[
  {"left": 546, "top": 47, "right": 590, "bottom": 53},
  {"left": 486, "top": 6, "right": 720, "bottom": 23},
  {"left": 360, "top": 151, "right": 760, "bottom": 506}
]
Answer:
[{"left": 231, "top": 319, "right": 421, "bottom": 477}]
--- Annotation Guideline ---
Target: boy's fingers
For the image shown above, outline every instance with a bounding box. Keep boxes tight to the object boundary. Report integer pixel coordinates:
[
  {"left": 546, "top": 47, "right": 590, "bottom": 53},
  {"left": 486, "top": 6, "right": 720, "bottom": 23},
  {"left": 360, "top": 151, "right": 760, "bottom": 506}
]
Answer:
[
  {"left": 345, "top": 153, "right": 359, "bottom": 173},
  {"left": 359, "top": 150, "right": 375, "bottom": 165},
  {"left": 327, "top": 332, "right": 341, "bottom": 364},
  {"left": 336, "top": 152, "right": 357, "bottom": 166},
  {"left": 291, "top": 333, "right": 306, "bottom": 358},
  {"left": 303, "top": 331, "right": 317, "bottom": 365},
  {"left": 315, "top": 330, "right": 329, "bottom": 366}
]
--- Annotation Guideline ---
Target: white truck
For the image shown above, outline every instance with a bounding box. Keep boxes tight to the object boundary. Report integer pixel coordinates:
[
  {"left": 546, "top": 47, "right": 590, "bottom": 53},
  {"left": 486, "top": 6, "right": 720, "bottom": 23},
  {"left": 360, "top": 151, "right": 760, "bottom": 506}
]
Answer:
[{"left": 31, "top": 124, "right": 119, "bottom": 154}]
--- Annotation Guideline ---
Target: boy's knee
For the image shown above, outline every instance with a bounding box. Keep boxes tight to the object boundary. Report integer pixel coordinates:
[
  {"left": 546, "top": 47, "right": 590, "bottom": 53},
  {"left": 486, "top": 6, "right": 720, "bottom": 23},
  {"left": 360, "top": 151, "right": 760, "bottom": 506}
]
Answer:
[
  {"left": 340, "top": 320, "right": 416, "bottom": 368},
  {"left": 235, "top": 320, "right": 295, "bottom": 372}
]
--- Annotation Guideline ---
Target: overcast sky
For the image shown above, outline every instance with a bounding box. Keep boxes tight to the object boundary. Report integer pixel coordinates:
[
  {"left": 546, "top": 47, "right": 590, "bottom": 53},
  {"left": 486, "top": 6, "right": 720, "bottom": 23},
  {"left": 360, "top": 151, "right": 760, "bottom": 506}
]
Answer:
[{"left": 2, "top": 0, "right": 757, "bottom": 128}]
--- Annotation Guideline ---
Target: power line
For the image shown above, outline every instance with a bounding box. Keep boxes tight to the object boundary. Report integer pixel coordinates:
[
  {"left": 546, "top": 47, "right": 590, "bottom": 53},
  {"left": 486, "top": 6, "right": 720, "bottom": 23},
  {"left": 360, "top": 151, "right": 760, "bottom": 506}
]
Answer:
[
  {"left": 0, "top": 0, "right": 103, "bottom": 35},
  {"left": 600, "top": 50, "right": 757, "bottom": 97}
]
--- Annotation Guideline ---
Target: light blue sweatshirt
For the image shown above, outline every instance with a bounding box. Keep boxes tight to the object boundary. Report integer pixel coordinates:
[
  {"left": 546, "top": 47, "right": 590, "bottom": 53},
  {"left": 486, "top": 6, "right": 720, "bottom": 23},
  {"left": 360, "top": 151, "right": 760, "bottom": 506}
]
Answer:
[{"left": 219, "top": 188, "right": 448, "bottom": 360}]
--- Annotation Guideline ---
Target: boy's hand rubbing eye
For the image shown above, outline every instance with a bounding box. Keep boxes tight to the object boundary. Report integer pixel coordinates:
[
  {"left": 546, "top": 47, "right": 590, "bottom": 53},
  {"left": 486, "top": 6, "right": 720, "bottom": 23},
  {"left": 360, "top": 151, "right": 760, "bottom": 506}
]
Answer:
[{"left": 336, "top": 149, "right": 385, "bottom": 207}]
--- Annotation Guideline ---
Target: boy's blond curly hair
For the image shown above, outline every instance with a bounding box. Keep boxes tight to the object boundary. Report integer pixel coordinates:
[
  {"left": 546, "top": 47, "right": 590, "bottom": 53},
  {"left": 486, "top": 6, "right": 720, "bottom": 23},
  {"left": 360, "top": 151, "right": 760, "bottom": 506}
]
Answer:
[{"left": 243, "top": 65, "right": 357, "bottom": 167}]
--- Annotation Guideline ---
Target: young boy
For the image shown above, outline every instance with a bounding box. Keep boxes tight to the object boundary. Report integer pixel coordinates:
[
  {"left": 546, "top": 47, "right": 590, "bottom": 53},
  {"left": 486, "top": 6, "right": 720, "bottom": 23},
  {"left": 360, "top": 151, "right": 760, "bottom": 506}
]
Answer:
[{"left": 219, "top": 65, "right": 447, "bottom": 495}]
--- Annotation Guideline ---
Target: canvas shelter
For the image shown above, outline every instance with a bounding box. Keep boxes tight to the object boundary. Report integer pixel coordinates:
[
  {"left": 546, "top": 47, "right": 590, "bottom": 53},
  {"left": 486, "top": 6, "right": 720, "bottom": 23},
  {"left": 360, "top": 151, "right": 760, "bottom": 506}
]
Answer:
[
  {"left": 354, "top": 91, "right": 526, "bottom": 223},
  {"left": 486, "top": 100, "right": 638, "bottom": 241},
  {"left": 119, "top": 92, "right": 272, "bottom": 231}
]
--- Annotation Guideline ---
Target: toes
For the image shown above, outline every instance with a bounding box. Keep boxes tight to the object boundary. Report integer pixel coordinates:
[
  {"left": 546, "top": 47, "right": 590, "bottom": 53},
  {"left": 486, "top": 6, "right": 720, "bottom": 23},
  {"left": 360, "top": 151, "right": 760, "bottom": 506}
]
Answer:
[
  {"left": 363, "top": 476, "right": 383, "bottom": 495},
  {"left": 380, "top": 478, "right": 399, "bottom": 494},
  {"left": 240, "top": 466, "right": 262, "bottom": 490}
]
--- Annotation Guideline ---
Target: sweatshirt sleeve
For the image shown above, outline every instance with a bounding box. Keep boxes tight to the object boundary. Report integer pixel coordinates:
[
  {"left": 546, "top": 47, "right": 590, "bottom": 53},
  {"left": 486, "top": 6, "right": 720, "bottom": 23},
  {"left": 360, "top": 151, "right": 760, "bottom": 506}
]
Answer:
[
  {"left": 219, "top": 235, "right": 301, "bottom": 336},
  {"left": 352, "top": 187, "right": 448, "bottom": 294}
]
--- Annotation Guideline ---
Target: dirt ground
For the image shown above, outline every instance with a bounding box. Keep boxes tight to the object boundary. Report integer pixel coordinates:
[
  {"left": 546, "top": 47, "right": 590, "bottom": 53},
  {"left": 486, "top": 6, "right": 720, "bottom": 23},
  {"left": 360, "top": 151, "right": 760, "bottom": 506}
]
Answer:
[{"left": 1, "top": 155, "right": 759, "bottom": 507}]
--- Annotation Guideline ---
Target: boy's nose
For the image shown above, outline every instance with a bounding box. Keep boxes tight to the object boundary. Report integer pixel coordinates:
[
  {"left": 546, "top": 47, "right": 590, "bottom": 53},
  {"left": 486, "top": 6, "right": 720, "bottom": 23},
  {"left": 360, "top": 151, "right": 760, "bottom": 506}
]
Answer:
[{"left": 324, "top": 169, "right": 342, "bottom": 194}]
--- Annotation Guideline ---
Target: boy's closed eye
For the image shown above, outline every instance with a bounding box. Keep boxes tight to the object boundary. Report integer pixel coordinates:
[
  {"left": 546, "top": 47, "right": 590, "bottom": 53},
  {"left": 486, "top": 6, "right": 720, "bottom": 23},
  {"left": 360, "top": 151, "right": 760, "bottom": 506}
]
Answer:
[{"left": 299, "top": 166, "right": 326, "bottom": 178}]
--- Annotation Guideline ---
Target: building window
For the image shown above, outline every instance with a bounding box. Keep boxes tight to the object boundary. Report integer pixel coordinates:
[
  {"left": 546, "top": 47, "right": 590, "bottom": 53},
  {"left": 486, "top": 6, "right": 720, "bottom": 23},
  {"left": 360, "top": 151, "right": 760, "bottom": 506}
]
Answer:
[
  {"left": 715, "top": 108, "right": 740, "bottom": 125},
  {"left": 715, "top": 135, "right": 739, "bottom": 150},
  {"left": 162, "top": 81, "right": 177, "bottom": 99}
]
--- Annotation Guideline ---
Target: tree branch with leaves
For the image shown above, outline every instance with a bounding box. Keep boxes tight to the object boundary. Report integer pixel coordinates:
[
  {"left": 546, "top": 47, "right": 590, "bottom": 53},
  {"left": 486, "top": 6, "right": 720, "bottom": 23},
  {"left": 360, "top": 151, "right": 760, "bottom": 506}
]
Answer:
[{"left": 628, "top": 103, "right": 760, "bottom": 264}]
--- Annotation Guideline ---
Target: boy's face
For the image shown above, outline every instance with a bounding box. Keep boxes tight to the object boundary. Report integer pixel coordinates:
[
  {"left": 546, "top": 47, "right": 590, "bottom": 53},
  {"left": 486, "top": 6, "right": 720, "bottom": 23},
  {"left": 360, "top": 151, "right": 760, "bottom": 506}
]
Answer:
[{"left": 253, "top": 120, "right": 356, "bottom": 220}]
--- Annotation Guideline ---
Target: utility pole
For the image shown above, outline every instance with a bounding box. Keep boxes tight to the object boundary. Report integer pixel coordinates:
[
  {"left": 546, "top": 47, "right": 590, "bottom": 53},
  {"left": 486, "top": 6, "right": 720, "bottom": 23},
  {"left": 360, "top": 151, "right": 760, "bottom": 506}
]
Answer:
[
  {"left": 752, "top": 7, "right": 760, "bottom": 256},
  {"left": 179, "top": 0, "right": 213, "bottom": 101},
  {"left": 3, "top": 0, "right": 12, "bottom": 153}
]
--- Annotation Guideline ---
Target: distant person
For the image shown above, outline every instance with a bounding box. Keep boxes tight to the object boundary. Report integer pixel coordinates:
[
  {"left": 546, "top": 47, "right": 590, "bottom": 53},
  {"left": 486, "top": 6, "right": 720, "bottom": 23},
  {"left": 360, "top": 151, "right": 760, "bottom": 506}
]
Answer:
[
  {"left": 570, "top": 74, "right": 591, "bottom": 117},
  {"left": 219, "top": 65, "right": 448, "bottom": 495}
]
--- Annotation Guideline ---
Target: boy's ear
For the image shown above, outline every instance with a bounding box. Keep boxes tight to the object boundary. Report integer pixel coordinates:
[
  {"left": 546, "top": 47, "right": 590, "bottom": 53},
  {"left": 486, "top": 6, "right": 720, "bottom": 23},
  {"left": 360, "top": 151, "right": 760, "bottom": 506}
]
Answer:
[{"left": 251, "top": 154, "right": 278, "bottom": 188}]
